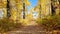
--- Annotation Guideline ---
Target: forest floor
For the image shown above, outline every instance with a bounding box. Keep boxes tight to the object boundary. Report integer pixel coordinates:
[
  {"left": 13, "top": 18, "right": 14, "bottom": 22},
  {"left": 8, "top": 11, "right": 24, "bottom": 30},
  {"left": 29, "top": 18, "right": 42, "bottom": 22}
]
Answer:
[
  {"left": 6, "top": 20, "right": 45, "bottom": 34},
  {"left": 6, "top": 26, "right": 60, "bottom": 34},
  {"left": 2, "top": 20, "right": 60, "bottom": 34}
]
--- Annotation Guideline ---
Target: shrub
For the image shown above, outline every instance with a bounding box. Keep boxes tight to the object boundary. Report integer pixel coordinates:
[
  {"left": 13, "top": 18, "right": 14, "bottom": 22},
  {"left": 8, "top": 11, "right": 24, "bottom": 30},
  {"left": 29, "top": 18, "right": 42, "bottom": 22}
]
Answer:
[
  {"left": 37, "top": 15, "right": 60, "bottom": 31},
  {"left": 0, "top": 18, "right": 22, "bottom": 33}
]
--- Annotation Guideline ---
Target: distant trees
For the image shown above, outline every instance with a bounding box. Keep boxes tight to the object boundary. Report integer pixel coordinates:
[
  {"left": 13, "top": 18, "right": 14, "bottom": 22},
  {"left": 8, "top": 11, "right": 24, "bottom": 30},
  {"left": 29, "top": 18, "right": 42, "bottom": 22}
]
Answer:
[
  {"left": 37, "top": 0, "right": 60, "bottom": 17},
  {"left": 6, "top": 0, "right": 30, "bottom": 20}
]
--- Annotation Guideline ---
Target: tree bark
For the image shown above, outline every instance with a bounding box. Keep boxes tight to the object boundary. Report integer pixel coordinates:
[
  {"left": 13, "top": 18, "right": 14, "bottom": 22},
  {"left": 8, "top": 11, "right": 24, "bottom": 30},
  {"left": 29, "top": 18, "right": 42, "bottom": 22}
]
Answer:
[
  {"left": 51, "top": 0, "right": 56, "bottom": 16},
  {"left": 23, "top": 3, "right": 25, "bottom": 19},
  {"left": 7, "top": 0, "right": 11, "bottom": 18}
]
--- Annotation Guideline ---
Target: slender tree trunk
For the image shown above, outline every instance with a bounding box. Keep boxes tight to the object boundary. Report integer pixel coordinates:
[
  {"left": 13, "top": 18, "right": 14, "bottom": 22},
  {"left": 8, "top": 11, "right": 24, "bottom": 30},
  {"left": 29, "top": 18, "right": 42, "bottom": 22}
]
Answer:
[
  {"left": 7, "top": 0, "right": 10, "bottom": 18},
  {"left": 59, "top": 0, "right": 60, "bottom": 14},
  {"left": 39, "top": 5, "right": 41, "bottom": 18},
  {"left": 23, "top": 3, "right": 25, "bottom": 19},
  {"left": 51, "top": 0, "right": 56, "bottom": 16}
]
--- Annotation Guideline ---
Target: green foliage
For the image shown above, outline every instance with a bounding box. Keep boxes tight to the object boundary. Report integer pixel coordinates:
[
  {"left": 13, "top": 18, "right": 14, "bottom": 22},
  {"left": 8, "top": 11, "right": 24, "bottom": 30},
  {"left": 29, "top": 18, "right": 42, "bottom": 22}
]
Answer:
[
  {"left": 0, "top": 18, "right": 22, "bottom": 33},
  {"left": 37, "top": 15, "right": 60, "bottom": 31}
]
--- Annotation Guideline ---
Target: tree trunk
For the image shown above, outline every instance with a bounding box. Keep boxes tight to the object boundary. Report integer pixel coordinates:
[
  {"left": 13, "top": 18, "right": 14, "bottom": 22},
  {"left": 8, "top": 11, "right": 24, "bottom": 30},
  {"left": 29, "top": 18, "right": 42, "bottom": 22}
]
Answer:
[
  {"left": 23, "top": 3, "right": 25, "bottom": 19},
  {"left": 51, "top": 0, "right": 56, "bottom": 16},
  {"left": 59, "top": 0, "right": 60, "bottom": 14},
  {"left": 7, "top": 0, "right": 11, "bottom": 18}
]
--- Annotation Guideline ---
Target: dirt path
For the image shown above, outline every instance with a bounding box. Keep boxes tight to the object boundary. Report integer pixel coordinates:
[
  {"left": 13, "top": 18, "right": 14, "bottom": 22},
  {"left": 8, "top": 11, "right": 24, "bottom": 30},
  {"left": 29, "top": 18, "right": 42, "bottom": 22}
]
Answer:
[
  {"left": 6, "top": 20, "right": 46, "bottom": 34},
  {"left": 7, "top": 25, "right": 47, "bottom": 34},
  {"left": 26, "top": 20, "right": 38, "bottom": 26}
]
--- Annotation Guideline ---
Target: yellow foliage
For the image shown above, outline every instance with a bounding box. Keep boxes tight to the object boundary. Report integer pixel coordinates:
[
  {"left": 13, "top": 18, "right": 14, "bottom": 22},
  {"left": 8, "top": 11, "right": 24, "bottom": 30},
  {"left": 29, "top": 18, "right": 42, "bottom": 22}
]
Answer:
[
  {"left": 24, "top": 0, "right": 30, "bottom": 6},
  {"left": 3, "top": 8, "right": 7, "bottom": 17},
  {"left": 16, "top": 4, "right": 23, "bottom": 10},
  {"left": 10, "top": 8, "right": 17, "bottom": 20},
  {"left": 2, "top": 0, "right": 7, "bottom": 4}
]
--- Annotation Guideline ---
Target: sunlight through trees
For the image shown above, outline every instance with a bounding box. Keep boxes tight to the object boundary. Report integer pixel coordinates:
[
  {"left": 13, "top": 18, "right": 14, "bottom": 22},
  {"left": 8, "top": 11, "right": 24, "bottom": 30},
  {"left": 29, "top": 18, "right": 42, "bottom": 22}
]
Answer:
[{"left": 0, "top": 0, "right": 60, "bottom": 25}]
